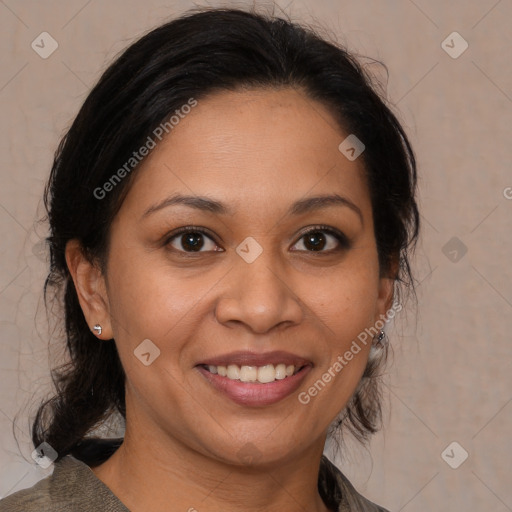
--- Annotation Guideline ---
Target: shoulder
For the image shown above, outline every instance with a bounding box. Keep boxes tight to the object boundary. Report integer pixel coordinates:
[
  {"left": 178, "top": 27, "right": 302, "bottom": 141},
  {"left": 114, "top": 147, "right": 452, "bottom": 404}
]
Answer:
[
  {"left": 320, "top": 455, "right": 391, "bottom": 512},
  {"left": 0, "top": 457, "right": 72, "bottom": 512},
  {"left": 0, "top": 455, "right": 128, "bottom": 512},
  {"left": 0, "top": 470, "right": 54, "bottom": 512}
]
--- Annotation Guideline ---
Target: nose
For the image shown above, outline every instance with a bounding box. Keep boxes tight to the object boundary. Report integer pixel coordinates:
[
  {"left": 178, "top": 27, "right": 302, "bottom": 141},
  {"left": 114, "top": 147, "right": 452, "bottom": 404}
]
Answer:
[{"left": 214, "top": 249, "right": 304, "bottom": 334}]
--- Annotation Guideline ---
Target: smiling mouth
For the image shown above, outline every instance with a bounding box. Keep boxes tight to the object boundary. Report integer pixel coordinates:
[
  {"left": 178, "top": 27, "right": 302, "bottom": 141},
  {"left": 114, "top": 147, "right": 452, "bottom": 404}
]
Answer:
[{"left": 199, "top": 363, "right": 306, "bottom": 384}]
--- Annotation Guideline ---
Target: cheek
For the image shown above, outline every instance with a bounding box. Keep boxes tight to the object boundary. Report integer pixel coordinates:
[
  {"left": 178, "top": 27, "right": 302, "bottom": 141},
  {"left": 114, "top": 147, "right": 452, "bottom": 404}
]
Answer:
[
  {"left": 106, "top": 252, "right": 203, "bottom": 343},
  {"left": 300, "top": 306, "right": 375, "bottom": 426},
  {"left": 311, "top": 255, "right": 379, "bottom": 336},
  {"left": 303, "top": 251, "right": 379, "bottom": 400},
  {"left": 104, "top": 257, "right": 199, "bottom": 411}
]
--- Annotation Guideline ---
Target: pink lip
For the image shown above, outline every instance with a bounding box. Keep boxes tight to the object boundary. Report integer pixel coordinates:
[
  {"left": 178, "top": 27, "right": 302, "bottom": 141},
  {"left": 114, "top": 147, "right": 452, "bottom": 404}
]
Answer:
[
  {"left": 197, "top": 350, "right": 311, "bottom": 368},
  {"left": 196, "top": 364, "right": 312, "bottom": 407}
]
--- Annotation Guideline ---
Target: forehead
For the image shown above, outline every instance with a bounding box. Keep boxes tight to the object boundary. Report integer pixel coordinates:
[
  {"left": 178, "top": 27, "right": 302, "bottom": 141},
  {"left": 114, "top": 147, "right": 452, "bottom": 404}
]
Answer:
[{"left": 119, "top": 87, "right": 371, "bottom": 221}]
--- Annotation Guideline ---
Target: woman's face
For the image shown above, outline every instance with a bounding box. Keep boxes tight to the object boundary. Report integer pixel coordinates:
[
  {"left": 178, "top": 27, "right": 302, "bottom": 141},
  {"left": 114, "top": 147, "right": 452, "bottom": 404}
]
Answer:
[{"left": 87, "top": 88, "right": 393, "bottom": 465}]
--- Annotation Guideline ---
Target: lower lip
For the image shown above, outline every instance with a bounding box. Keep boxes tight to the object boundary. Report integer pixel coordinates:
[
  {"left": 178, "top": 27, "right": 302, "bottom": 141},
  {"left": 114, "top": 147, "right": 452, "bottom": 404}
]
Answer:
[{"left": 196, "top": 365, "right": 312, "bottom": 407}]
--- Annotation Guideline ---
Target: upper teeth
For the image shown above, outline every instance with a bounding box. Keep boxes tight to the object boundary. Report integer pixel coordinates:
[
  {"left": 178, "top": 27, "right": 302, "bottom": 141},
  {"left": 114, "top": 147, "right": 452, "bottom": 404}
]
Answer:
[{"left": 207, "top": 364, "right": 298, "bottom": 383}]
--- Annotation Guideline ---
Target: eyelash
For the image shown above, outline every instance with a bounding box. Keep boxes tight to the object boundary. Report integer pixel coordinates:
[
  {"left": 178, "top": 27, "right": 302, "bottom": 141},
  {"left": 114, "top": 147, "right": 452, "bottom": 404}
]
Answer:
[{"left": 164, "top": 224, "right": 350, "bottom": 254}]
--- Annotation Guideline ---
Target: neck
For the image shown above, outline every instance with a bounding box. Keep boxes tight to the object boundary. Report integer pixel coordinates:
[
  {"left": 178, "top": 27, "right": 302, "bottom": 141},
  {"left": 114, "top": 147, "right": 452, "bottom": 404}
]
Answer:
[{"left": 91, "top": 428, "right": 333, "bottom": 512}]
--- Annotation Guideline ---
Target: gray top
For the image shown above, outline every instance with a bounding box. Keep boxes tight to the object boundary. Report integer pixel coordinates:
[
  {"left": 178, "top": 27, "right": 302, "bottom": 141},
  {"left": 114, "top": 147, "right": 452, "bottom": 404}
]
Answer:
[{"left": 0, "top": 454, "right": 389, "bottom": 511}]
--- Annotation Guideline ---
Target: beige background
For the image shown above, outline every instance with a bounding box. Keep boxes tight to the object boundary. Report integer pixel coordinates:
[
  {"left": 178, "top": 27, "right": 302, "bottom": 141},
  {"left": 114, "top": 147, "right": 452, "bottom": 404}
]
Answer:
[{"left": 1, "top": 0, "right": 511, "bottom": 510}]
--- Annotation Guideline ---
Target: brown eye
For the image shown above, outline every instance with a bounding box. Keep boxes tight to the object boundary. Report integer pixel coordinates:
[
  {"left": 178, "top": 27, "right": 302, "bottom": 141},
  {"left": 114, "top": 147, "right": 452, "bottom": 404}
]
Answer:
[
  {"left": 166, "top": 227, "right": 220, "bottom": 253},
  {"left": 291, "top": 226, "right": 350, "bottom": 252}
]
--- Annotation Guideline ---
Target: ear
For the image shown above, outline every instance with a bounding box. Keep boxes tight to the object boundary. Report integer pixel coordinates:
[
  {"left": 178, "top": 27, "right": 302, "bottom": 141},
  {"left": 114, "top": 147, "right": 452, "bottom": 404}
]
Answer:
[
  {"left": 65, "top": 239, "right": 113, "bottom": 340},
  {"left": 376, "top": 276, "right": 395, "bottom": 320},
  {"left": 375, "top": 256, "right": 399, "bottom": 321}
]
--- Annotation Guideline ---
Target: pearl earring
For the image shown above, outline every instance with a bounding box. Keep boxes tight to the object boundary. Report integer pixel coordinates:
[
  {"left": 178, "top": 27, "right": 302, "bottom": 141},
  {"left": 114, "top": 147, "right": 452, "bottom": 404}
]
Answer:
[
  {"left": 373, "top": 329, "right": 387, "bottom": 347},
  {"left": 93, "top": 324, "right": 102, "bottom": 336},
  {"left": 368, "top": 329, "right": 388, "bottom": 364}
]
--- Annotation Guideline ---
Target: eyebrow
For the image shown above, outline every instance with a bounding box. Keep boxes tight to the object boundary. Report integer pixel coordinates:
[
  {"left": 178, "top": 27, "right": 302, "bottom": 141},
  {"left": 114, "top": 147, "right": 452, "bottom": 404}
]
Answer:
[{"left": 142, "top": 193, "right": 363, "bottom": 224}]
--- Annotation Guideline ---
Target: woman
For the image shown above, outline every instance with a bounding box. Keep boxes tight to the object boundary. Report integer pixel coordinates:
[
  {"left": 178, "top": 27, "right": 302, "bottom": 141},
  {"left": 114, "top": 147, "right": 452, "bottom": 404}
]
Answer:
[{"left": 0, "top": 6, "right": 419, "bottom": 512}]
